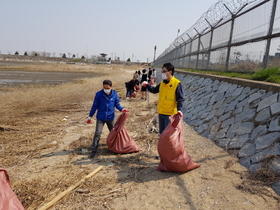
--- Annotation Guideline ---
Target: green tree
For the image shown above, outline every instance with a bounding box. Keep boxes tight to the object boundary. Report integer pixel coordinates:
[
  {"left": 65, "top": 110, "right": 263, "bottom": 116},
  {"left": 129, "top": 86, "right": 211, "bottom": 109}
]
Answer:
[
  {"left": 15, "top": 51, "right": 19, "bottom": 55},
  {"left": 127, "top": 58, "right": 131, "bottom": 62},
  {"left": 24, "top": 52, "right": 28, "bottom": 56},
  {"left": 81, "top": 55, "right": 85, "bottom": 59},
  {"left": 62, "top": 53, "right": 67, "bottom": 58},
  {"left": 72, "top": 54, "right": 76, "bottom": 58}
]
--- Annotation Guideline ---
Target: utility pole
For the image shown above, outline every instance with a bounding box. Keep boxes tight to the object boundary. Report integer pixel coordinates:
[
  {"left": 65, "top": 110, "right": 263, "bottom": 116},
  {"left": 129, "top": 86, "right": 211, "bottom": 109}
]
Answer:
[
  {"left": 42, "top": 41, "right": 45, "bottom": 57},
  {"left": 26, "top": 42, "right": 29, "bottom": 55},
  {"left": 153, "top": 45, "right": 157, "bottom": 64}
]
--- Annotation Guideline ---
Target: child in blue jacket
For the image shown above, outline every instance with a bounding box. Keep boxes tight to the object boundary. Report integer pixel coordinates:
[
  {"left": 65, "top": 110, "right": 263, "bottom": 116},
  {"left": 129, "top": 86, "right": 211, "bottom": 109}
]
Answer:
[{"left": 87, "top": 79, "right": 128, "bottom": 158}]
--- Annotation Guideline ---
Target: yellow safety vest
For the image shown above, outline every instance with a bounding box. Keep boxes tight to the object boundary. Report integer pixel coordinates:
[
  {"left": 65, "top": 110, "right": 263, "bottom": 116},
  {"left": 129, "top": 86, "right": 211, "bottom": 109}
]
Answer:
[{"left": 158, "top": 76, "right": 181, "bottom": 115}]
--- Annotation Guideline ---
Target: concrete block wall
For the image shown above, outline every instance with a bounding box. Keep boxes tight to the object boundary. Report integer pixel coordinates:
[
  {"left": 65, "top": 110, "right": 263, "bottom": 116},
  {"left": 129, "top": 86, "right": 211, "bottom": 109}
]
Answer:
[{"left": 155, "top": 68, "right": 280, "bottom": 194}]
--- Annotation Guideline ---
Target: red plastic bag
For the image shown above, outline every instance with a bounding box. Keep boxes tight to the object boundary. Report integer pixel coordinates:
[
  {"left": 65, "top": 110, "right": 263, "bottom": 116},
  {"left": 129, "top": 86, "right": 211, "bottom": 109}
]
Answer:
[
  {"left": 0, "top": 168, "right": 25, "bottom": 210},
  {"left": 106, "top": 112, "right": 141, "bottom": 153},
  {"left": 132, "top": 91, "right": 137, "bottom": 98},
  {"left": 134, "top": 85, "right": 140, "bottom": 91},
  {"left": 157, "top": 114, "right": 200, "bottom": 173}
]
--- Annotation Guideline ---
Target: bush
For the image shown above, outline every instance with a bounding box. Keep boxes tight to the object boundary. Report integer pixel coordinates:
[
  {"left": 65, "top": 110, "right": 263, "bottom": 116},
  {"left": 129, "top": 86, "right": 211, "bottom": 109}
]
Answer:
[
  {"left": 251, "top": 67, "right": 280, "bottom": 81},
  {"left": 265, "top": 75, "right": 280, "bottom": 83}
]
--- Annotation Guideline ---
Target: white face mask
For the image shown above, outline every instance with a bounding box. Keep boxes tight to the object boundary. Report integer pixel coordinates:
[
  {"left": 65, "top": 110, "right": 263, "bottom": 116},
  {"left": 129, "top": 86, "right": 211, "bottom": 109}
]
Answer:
[
  {"left": 162, "top": 73, "right": 168, "bottom": 80},
  {"left": 103, "top": 89, "right": 111, "bottom": 94}
]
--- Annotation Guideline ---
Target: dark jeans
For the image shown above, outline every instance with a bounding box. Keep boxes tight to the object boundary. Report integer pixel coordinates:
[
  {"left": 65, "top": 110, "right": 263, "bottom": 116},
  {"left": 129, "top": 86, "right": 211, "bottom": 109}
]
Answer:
[
  {"left": 159, "top": 114, "right": 171, "bottom": 134},
  {"left": 126, "top": 89, "right": 133, "bottom": 97},
  {"left": 91, "top": 119, "right": 114, "bottom": 154}
]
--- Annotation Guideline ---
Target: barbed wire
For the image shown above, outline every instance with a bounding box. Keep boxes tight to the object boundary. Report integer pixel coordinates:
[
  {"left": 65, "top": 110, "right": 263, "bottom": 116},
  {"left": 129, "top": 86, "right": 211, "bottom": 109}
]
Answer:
[{"left": 159, "top": 0, "right": 261, "bottom": 58}]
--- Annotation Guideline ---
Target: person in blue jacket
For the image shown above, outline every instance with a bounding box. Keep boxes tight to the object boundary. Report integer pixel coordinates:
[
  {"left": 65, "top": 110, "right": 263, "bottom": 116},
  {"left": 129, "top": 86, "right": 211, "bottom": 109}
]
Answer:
[{"left": 87, "top": 79, "right": 128, "bottom": 158}]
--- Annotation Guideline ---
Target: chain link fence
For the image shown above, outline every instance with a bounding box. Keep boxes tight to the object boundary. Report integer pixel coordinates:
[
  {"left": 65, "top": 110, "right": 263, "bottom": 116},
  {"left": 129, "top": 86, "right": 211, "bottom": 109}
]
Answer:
[{"left": 154, "top": 0, "right": 280, "bottom": 72}]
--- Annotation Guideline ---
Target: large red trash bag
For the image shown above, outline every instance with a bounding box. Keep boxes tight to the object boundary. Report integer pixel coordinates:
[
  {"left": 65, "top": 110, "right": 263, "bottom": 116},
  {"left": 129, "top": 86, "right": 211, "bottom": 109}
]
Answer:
[
  {"left": 132, "top": 91, "right": 137, "bottom": 98},
  {"left": 157, "top": 114, "right": 200, "bottom": 173},
  {"left": 106, "top": 112, "right": 141, "bottom": 153},
  {"left": 0, "top": 168, "right": 25, "bottom": 210}
]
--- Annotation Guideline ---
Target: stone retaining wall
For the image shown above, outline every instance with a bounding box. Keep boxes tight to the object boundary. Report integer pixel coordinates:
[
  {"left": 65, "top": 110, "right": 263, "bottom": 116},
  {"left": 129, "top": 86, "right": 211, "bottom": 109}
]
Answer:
[{"left": 155, "top": 68, "right": 280, "bottom": 194}]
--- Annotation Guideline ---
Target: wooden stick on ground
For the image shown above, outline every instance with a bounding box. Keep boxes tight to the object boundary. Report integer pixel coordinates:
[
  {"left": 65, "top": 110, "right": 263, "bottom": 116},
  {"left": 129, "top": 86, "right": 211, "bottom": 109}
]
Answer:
[{"left": 37, "top": 166, "right": 103, "bottom": 210}]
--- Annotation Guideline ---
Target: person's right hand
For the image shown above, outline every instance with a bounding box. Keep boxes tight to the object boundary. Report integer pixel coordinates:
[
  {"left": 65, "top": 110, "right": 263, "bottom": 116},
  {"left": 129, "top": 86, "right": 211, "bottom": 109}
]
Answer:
[
  {"left": 86, "top": 117, "right": 92, "bottom": 124},
  {"left": 142, "top": 81, "right": 148, "bottom": 87}
]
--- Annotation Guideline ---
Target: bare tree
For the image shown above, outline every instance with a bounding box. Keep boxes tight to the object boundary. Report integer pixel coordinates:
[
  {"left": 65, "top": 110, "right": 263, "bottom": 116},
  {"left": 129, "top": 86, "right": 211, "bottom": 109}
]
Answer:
[
  {"left": 45, "top": 52, "right": 51, "bottom": 57},
  {"left": 91, "top": 55, "right": 97, "bottom": 60}
]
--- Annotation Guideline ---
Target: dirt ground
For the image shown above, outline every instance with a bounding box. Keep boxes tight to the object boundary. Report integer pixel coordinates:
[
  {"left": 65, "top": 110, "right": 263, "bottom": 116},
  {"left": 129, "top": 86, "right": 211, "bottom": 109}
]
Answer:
[{"left": 1, "top": 63, "right": 280, "bottom": 210}]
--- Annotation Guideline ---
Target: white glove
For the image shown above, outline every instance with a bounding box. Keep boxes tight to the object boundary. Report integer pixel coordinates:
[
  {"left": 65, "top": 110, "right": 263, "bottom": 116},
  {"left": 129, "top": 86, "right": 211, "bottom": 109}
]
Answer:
[{"left": 177, "top": 111, "right": 183, "bottom": 117}]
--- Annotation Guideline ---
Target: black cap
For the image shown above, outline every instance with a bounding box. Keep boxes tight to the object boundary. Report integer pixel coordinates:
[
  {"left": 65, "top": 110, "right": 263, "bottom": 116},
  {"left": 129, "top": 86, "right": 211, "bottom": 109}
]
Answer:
[{"left": 103, "top": 79, "right": 112, "bottom": 86}]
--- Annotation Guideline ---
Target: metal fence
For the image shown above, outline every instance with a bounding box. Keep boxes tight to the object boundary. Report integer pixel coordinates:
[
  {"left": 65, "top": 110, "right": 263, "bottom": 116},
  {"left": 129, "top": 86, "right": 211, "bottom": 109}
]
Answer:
[{"left": 154, "top": 0, "right": 280, "bottom": 72}]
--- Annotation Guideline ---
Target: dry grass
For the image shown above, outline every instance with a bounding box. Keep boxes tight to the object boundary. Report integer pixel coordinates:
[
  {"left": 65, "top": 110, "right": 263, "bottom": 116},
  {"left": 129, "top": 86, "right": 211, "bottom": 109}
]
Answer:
[
  {"left": 0, "top": 64, "right": 141, "bottom": 126},
  {"left": 237, "top": 170, "right": 280, "bottom": 202},
  {"left": 0, "top": 64, "right": 141, "bottom": 166},
  {"left": 14, "top": 164, "right": 133, "bottom": 210}
]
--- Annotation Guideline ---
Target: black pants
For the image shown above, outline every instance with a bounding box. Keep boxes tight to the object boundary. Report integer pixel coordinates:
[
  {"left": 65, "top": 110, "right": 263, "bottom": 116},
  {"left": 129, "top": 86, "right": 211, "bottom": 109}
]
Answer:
[{"left": 91, "top": 119, "right": 114, "bottom": 154}]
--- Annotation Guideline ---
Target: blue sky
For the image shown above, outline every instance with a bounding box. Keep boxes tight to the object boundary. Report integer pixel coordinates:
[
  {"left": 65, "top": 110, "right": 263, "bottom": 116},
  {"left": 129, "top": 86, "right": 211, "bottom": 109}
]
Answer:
[{"left": 0, "top": 0, "right": 218, "bottom": 62}]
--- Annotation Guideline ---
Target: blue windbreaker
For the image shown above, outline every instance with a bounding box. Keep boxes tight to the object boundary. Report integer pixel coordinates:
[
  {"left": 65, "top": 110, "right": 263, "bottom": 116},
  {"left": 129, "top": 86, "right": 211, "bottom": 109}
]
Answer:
[{"left": 89, "top": 89, "right": 123, "bottom": 121}]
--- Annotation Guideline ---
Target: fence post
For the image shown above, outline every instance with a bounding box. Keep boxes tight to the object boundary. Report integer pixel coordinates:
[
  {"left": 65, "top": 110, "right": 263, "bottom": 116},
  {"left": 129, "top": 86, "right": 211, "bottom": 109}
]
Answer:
[
  {"left": 194, "top": 29, "right": 201, "bottom": 69},
  {"left": 205, "top": 20, "right": 213, "bottom": 70},
  {"left": 186, "top": 33, "right": 192, "bottom": 69},
  {"left": 263, "top": 0, "right": 278, "bottom": 69},
  {"left": 223, "top": 3, "right": 235, "bottom": 71},
  {"left": 182, "top": 43, "right": 187, "bottom": 67}
]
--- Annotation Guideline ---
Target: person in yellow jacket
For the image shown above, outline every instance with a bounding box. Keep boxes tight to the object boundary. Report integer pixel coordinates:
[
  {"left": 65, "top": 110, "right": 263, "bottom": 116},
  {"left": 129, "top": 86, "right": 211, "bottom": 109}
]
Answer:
[{"left": 142, "top": 63, "right": 184, "bottom": 134}]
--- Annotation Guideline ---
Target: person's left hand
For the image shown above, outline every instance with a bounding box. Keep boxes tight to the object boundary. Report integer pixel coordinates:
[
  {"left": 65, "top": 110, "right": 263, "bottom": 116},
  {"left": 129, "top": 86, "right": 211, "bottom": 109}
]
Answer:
[
  {"left": 122, "top": 109, "right": 129, "bottom": 112},
  {"left": 177, "top": 111, "right": 183, "bottom": 116}
]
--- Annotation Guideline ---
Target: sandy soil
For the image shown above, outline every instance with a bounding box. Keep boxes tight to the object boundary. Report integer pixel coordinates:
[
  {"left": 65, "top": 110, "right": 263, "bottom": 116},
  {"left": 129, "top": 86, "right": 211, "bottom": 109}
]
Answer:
[{"left": 1, "top": 64, "right": 279, "bottom": 210}]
